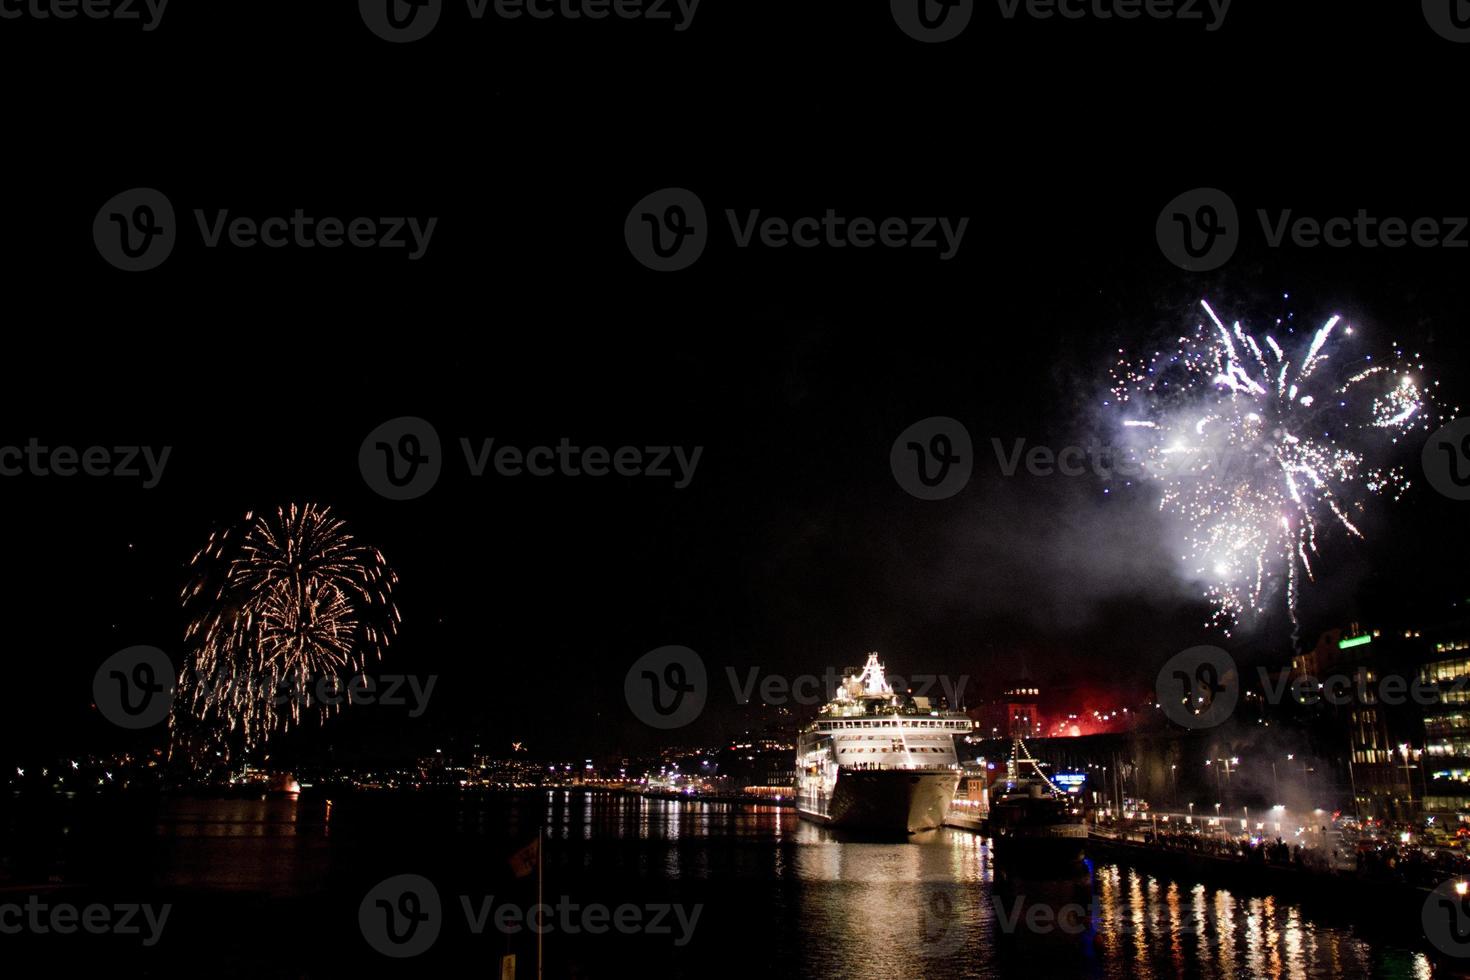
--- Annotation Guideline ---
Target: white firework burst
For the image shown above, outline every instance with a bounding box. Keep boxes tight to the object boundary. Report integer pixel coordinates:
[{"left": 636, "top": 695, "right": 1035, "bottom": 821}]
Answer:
[{"left": 1111, "top": 299, "right": 1453, "bottom": 635}]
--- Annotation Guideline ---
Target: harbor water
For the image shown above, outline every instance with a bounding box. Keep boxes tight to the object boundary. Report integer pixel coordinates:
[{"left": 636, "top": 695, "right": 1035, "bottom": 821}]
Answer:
[{"left": 0, "top": 790, "right": 1436, "bottom": 978}]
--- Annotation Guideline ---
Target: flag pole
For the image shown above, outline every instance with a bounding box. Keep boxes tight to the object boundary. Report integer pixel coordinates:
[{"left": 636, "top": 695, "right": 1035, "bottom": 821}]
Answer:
[{"left": 537, "top": 824, "right": 544, "bottom": 980}]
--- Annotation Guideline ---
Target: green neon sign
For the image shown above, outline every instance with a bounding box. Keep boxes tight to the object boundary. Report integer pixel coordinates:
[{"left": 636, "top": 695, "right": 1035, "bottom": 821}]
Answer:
[{"left": 1338, "top": 634, "right": 1372, "bottom": 650}]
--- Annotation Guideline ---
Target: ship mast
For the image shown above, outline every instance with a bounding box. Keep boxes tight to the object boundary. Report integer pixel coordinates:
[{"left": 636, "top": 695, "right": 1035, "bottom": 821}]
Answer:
[{"left": 1011, "top": 735, "right": 1065, "bottom": 795}]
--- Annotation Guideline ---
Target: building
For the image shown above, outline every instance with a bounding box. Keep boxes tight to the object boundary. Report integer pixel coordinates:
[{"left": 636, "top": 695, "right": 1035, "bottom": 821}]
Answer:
[
  {"left": 718, "top": 736, "right": 796, "bottom": 796},
  {"left": 969, "top": 681, "right": 1041, "bottom": 740},
  {"left": 1420, "top": 630, "right": 1470, "bottom": 820},
  {"left": 1275, "top": 617, "right": 1470, "bottom": 822},
  {"left": 1282, "top": 624, "right": 1426, "bottom": 821}
]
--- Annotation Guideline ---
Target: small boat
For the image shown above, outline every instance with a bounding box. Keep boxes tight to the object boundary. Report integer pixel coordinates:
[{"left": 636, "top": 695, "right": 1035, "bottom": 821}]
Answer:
[
  {"left": 988, "top": 781, "right": 1088, "bottom": 865},
  {"left": 266, "top": 773, "right": 301, "bottom": 797}
]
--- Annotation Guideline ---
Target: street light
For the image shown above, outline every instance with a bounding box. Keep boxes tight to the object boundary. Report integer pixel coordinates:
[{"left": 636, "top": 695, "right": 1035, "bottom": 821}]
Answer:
[
  {"left": 1398, "top": 743, "right": 1420, "bottom": 817},
  {"left": 1213, "top": 757, "right": 1237, "bottom": 806}
]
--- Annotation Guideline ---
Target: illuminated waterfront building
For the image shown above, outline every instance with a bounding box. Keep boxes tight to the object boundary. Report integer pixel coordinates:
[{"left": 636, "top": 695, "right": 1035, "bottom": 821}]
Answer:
[
  {"left": 969, "top": 680, "right": 1042, "bottom": 740},
  {"left": 1420, "top": 631, "right": 1470, "bottom": 819}
]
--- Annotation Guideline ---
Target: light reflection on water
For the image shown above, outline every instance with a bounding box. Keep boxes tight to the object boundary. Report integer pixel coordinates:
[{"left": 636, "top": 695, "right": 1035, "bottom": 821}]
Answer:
[
  {"left": 3, "top": 792, "right": 1436, "bottom": 978},
  {"left": 148, "top": 797, "right": 333, "bottom": 895},
  {"left": 524, "top": 794, "right": 1429, "bottom": 979}
]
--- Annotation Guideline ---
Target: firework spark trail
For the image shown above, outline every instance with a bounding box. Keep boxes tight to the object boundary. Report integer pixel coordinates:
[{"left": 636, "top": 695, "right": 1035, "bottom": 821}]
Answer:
[
  {"left": 1110, "top": 299, "right": 1454, "bottom": 638},
  {"left": 170, "top": 504, "right": 400, "bottom": 763}
]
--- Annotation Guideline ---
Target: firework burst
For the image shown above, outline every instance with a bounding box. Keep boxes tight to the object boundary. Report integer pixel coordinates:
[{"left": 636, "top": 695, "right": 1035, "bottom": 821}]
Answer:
[
  {"left": 1110, "top": 299, "right": 1454, "bottom": 636},
  {"left": 170, "top": 503, "right": 400, "bottom": 762}
]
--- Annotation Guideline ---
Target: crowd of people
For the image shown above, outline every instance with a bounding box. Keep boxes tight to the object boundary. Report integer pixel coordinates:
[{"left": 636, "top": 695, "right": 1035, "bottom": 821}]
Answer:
[
  {"left": 1134, "top": 826, "right": 1326, "bottom": 869},
  {"left": 1352, "top": 838, "right": 1470, "bottom": 888},
  {"left": 1118, "top": 819, "right": 1470, "bottom": 887}
]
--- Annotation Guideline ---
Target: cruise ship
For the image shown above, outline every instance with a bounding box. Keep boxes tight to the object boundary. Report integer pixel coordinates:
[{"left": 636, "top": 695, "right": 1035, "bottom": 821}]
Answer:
[{"left": 796, "top": 654, "right": 971, "bottom": 834}]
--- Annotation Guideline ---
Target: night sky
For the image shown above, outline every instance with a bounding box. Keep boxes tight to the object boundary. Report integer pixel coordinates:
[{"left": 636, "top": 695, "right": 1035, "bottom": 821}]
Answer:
[{"left": 2, "top": 2, "right": 1467, "bottom": 767}]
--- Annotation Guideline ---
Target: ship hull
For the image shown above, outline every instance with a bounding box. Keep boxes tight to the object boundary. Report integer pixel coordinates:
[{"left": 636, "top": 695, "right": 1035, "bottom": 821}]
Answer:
[
  {"left": 990, "top": 825, "right": 1088, "bottom": 866},
  {"left": 989, "top": 796, "right": 1088, "bottom": 865},
  {"left": 798, "top": 768, "right": 960, "bottom": 834},
  {"left": 987, "top": 799, "right": 1093, "bottom": 863}
]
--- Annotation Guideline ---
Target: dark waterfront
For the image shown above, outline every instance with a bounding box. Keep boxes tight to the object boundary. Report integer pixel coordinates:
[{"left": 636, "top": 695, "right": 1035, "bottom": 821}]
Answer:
[{"left": 0, "top": 791, "right": 1435, "bottom": 978}]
